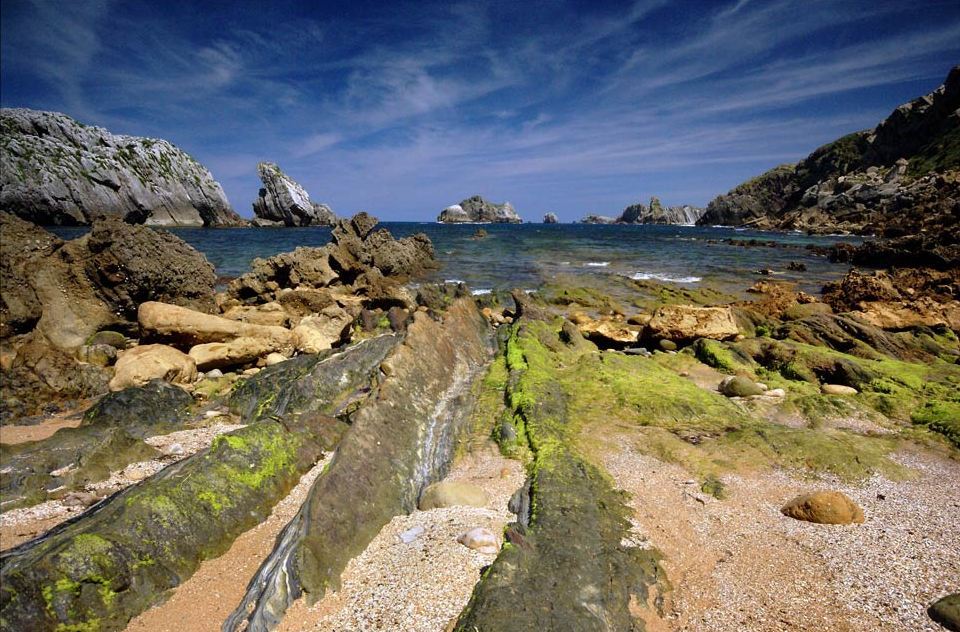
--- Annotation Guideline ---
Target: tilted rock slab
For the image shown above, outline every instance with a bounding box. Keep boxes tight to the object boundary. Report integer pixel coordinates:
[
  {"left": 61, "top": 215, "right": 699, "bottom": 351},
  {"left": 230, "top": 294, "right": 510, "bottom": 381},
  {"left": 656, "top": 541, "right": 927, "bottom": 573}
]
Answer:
[
  {"left": 0, "top": 336, "right": 397, "bottom": 632},
  {"left": 224, "top": 297, "right": 493, "bottom": 632},
  {"left": 0, "top": 108, "right": 244, "bottom": 226},
  {"left": 251, "top": 162, "right": 336, "bottom": 227},
  {"left": 138, "top": 301, "right": 292, "bottom": 349}
]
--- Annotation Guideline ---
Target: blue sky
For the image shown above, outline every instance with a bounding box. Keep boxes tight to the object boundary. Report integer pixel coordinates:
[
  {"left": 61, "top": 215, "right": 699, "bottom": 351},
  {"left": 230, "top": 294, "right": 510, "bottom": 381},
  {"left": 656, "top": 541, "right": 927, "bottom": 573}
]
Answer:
[{"left": 2, "top": 0, "right": 959, "bottom": 221}]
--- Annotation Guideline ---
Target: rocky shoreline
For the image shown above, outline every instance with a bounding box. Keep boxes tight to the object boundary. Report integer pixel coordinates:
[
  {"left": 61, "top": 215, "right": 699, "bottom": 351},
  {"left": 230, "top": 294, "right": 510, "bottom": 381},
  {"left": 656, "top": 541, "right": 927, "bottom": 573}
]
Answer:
[{"left": 0, "top": 205, "right": 957, "bottom": 630}]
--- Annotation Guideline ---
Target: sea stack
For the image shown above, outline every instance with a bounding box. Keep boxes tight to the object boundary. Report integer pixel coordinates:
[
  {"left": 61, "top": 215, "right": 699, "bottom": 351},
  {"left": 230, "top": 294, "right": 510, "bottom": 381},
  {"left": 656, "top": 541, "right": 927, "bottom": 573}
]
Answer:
[
  {"left": 618, "top": 197, "right": 705, "bottom": 225},
  {"left": 251, "top": 162, "right": 337, "bottom": 227},
  {"left": 0, "top": 108, "right": 244, "bottom": 226},
  {"left": 437, "top": 195, "right": 522, "bottom": 223},
  {"left": 544, "top": 212, "right": 559, "bottom": 224}
]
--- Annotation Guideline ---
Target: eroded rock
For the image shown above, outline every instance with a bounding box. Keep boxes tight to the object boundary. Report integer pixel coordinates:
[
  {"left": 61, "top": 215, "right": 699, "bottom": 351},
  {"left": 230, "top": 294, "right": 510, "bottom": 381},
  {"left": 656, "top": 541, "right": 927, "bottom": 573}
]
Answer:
[{"left": 781, "top": 491, "right": 865, "bottom": 525}]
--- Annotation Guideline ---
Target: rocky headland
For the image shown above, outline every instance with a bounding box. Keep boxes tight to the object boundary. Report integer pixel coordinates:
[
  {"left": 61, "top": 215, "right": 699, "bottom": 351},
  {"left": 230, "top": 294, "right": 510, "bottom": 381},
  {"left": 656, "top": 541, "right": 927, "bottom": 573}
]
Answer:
[
  {"left": 438, "top": 196, "right": 522, "bottom": 223},
  {"left": 698, "top": 65, "right": 960, "bottom": 235},
  {"left": 0, "top": 109, "right": 244, "bottom": 227},
  {"left": 251, "top": 162, "right": 337, "bottom": 227}
]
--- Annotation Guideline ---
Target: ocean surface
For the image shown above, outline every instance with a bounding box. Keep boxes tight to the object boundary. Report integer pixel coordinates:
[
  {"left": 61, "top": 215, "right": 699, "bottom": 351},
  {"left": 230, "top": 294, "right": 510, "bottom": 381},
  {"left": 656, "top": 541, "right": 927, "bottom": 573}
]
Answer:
[{"left": 51, "top": 223, "right": 862, "bottom": 299}]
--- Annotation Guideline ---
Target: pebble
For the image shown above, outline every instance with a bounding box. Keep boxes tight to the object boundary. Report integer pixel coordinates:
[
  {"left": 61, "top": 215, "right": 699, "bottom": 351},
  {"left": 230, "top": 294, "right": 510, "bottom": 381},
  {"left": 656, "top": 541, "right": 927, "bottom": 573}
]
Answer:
[
  {"left": 399, "top": 526, "right": 425, "bottom": 543},
  {"left": 206, "top": 368, "right": 224, "bottom": 379},
  {"left": 457, "top": 527, "right": 499, "bottom": 554}
]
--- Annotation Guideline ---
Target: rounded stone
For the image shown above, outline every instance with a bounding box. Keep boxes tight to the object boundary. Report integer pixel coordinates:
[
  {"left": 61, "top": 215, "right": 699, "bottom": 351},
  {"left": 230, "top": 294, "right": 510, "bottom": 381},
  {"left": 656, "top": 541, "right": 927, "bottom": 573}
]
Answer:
[{"left": 781, "top": 491, "right": 864, "bottom": 525}]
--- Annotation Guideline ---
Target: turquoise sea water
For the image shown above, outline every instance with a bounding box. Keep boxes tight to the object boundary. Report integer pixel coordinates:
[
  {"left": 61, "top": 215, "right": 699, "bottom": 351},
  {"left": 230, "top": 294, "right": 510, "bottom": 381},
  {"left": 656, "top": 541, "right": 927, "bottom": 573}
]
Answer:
[{"left": 51, "top": 223, "right": 861, "bottom": 298}]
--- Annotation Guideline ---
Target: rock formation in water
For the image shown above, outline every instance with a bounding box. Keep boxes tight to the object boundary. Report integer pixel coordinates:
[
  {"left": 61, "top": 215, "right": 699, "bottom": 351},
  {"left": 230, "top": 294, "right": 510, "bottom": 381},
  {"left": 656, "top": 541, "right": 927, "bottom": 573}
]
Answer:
[
  {"left": 0, "top": 108, "right": 244, "bottom": 226},
  {"left": 543, "top": 212, "right": 559, "bottom": 224},
  {"left": 618, "top": 196, "right": 705, "bottom": 225},
  {"left": 698, "top": 65, "right": 960, "bottom": 235},
  {"left": 578, "top": 214, "right": 616, "bottom": 224},
  {"left": 251, "top": 162, "right": 337, "bottom": 227},
  {"left": 437, "top": 195, "right": 522, "bottom": 223}
]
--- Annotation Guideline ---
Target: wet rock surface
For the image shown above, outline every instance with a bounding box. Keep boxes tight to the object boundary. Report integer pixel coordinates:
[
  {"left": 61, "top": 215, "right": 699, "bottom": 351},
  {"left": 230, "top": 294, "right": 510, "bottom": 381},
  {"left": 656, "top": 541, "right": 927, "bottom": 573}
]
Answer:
[{"left": 0, "top": 108, "right": 244, "bottom": 227}]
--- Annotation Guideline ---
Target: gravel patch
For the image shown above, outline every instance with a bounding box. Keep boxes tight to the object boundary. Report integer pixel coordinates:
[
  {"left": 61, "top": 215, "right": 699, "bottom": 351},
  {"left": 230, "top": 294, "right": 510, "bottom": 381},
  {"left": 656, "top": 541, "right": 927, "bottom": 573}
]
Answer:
[
  {"left": 279, "top": 445, "right": 525, "bottom": 632},
  {"left": 602, "top": 444, "right": 959, "bottom": 631}
]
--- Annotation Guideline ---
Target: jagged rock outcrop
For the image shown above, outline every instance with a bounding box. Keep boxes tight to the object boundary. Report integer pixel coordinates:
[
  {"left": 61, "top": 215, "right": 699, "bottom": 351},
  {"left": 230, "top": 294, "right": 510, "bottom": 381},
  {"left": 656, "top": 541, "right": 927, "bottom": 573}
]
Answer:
[
  {"left": 618, "top": 196, "right": 705, "bottom": 225},
  {"left": 543, "top": 212, "right": 558, "bottom": 224},
  {"left": 699, "top": 65, "right": 960, "bottom": 234},
  {"left": 0, "top": 212, "right": 217, "bottom": 349},
  {"left": 0, "top": 108, "right": 244, "bottom": 226},
  {"left": 228, "top": 212, "right": 434, "bottom": 304},
  {"left": 579, "top": 214, "right": 616, "bottom": 224},
  {"left": 437, "top": 196, "right": 522, "bottom": 223},
  {"left": 251, "top": 162, "right": 336, "bottom": 227}
]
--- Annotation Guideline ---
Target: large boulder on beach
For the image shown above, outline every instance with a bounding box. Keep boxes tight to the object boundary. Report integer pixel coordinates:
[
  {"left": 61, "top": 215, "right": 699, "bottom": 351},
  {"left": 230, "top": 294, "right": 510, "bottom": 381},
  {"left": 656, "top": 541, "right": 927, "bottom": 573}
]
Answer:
[
  {"left": 251, "top": 161, "right": 336, "bottom": 227},
  {"left": 781, "top": 491, "right": 864, "bottom": 525},
  {"left": 188, "top": 337, "right": 284, "bottom": 371},
  {"left": 138, "top": 301, "right": 292, "bottom": 349},
  {"left": 646, "top": 305, "right": 739, "bottom": 342},
  {"left": 0, "top": 108, "right": 244, "bottom": 226},
  {"left": 109, "top": 344, "right": 197, "bottom": 391},
  {"left": 0, "top": 213, "right": 217, "bottom": 349},
  {"left": 438, "top": 195, "right": 522, "bottom": 223}
]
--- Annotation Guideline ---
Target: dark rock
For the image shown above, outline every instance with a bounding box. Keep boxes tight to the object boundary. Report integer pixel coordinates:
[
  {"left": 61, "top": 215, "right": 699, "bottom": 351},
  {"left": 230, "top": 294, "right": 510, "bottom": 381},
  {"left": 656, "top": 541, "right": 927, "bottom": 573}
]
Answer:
[
  {"left": 0, "top": 213, "right": 62, "bottom": 337},
  {"left": 929, "top": 593, "right": 960, "bottom": 632},
  {"left": 387, "top": 306, "right": 409, "bottom": 332},
  {"left": 787, "top": 261, "right": 808, "bottom": 272},
  {"left": 0, "top": 108, "right": 244, "bottom": 226},
  {"left": 87, "top": 330, "right": 128, "bottom": 349},
  {"left": 618, "top": 196, "right": 704, "bottom": 225},
  {"left": 251, "top": 162, "right": 336, "bottom": 227},
  {"left": 719, "top": 375, "right": 764, "bottom": 397},
  {"left": 438, "top": 195, "right": 522, "bottom": 223},
  {"left": 579, "top": 214, "right": 617, "bottom": 224},
  {"left": 80, "top": 379, "right": 193, "bottom": 437},
  {"left": 543, "top": 212, "right": 558, "bottom": 224}
]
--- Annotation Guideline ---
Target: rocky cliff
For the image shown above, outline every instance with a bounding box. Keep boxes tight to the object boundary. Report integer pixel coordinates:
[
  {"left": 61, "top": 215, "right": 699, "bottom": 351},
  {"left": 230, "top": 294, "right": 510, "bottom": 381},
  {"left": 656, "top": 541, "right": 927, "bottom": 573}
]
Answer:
[
  {"left": 619, "top": 196, "right": 705, "bottom": 225},
  {"left": 251, "top": 162, "right": 336, "bottom": 227},
  {"left": 0, "top": 108, "right": 244, "bottom": 226},
  {"left": 698, "top": 65, "right": 960, "bottom": 235},
  {"left": 438, "top": 195, "right": 522, "bottom": 223}
]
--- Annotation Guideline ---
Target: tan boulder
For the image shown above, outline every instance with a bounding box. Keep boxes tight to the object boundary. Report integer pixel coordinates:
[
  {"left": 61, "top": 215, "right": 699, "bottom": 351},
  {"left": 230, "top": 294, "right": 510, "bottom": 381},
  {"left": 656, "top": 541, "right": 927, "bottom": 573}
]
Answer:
[
  {"left": 821, "top": 384, "right": 858, "bottom": 396},
  {"left": 221, "top": 302, "right": 289, "bottom": 327},
  {"left": 418, "top": 481, "right": 490, "bottom": 510},
  {"left": 851, "top": 298, "right": 960, "bottom": 331},
  {"left": 647, "top": 305, "right": 739, "bottom": 342},
  {"left": 291, "top": 306, "right": 353, "bottom": 354},
  {"left": 781, "top": 491, "right": 864, "bottom": 525},
  {"left": 110, "top": 344, "right": 196, "bottom": 391},
  {"left": 576, "top": 317, "right": 641, "bottom": 347},
  {"left": 188, "top": 337, "right": 285, "bottom": 371},
  {"left": 457, "top": 527, "right": 499, "bottom": 554},
  {"left": 139, "top": 301, "right": 292, "bottom": 348}
]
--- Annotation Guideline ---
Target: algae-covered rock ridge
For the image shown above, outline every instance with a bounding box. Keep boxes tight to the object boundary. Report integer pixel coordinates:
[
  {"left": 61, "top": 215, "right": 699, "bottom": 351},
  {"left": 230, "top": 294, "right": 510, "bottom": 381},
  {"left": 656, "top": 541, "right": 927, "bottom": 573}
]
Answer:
[
  {"left": 698, "top": 64, "right": 960, "bottom": 235},
  {"left": 0, "top": 108, "right": 245, "bottom": 227}
]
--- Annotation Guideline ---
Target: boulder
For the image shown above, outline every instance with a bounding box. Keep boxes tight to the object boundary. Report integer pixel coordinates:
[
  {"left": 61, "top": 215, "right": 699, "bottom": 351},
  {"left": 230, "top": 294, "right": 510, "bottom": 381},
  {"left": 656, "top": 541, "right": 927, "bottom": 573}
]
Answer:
[
  {"left": 189, "top": 337, "right": 284, "bottom": 371},
  {"left": 646, "top": 305, "right": 739, "bottom": 342},
  {"left": 457, "top": 527, "right": 499, "bottom": 554},
  {"left": 77, "top": 343, "right": 117, "bottom": 367},
  {"left": 291, "top": 307, "right": 352, "bottom": 354},
  {"left": 575, "top": 317, "right": 641, "bottom": 348},
  {"left": 418, "top": 481, "right": 490, "bottom": 510},
  {"left": 821, "top": 384, "right": 858, "bottom": 396},
  {"left": 87, "top": 330, "right": 128, "bottom": 349},
  {"left": 110, "top": 344, "right": 197, "bottom": 390},
  {"left": 251, "top": 162, "right": 336, "bottom": 227},
  {"left": 437, "top": 196, "right": 522, "bottom": 223},
  {"left": 543, "top": 212, "right": 559, "bottom": 224},
  {"left": 929, "top": 593, "right": 960, "bottom": 632},
  {"left": 138, "top": 301, "right": 292, "bottom": 349},
  {"left": 781, "top": 491, "right": 864, "bottom": 525},
  {"left": 222, "top": 302, "right": 289, "bottom": 327},
  {"left": 1, "top": 214, "right": 218, "bottom": 349},
  {"left": 719, "top": 375, "right": 764, "bottom": 397},
  {"left": 0, "top": 108, "right": 244, "bottom": 226}
]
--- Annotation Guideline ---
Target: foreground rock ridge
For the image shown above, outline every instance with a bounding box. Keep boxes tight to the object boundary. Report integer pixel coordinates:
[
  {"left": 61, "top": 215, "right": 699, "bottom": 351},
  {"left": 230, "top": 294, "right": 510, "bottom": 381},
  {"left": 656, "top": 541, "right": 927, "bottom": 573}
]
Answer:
[
  {"left": 251, "top": 161, "right": 337, "bottom": 227},
  {"left": 698, "top": 65, "right": 960, "bottom": 235},
  {"left": 438, "top": 195, "right": 523, "bottom": 223},
  {"left": 0, "top": 108, "right": 244, "bottom": 227}
]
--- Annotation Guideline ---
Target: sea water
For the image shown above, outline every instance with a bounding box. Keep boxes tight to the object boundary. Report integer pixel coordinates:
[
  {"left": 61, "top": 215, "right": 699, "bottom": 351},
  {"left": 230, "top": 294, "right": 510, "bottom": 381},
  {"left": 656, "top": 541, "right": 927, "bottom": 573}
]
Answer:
[{"left": 51, "top": 223, "right": 861, "bottom": 299}]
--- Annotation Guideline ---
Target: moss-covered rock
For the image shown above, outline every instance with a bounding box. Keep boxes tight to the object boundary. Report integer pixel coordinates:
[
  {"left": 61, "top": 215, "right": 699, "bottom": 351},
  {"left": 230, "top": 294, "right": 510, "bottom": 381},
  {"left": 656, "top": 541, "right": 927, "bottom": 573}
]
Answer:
[{"left": 456, "top": 321, "right": 664, "bottom": 630}]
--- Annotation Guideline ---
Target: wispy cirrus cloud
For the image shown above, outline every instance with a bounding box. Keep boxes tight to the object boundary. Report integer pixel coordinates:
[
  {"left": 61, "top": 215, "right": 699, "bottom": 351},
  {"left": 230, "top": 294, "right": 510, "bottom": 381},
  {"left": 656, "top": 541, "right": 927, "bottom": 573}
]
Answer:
[{"left": 1, "top": 0, "right": 958, "bottom": 220}]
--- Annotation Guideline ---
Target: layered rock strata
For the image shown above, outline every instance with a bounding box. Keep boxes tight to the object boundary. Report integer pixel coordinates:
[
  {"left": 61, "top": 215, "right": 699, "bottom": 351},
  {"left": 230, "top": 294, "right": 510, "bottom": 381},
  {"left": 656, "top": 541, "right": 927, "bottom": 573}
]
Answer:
[{"left": 251, "top": 162, "right": 336, "bottom": 227}]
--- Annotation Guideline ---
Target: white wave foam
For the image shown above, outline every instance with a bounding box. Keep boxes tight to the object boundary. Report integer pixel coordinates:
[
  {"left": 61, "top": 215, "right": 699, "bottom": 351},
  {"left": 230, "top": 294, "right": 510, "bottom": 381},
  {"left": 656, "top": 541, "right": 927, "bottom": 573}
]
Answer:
[
  {"left": 584, "top": 261, "right": 610, "bottom": 267},
  {"left": 629, "top": 272, "right": 701, "bottom": 283},
  {"left": 444, "top": 278, "right": 464, "bottom": 284},
  {"left": 471, "top": 289, "right": 492, "bottom": 296}
]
